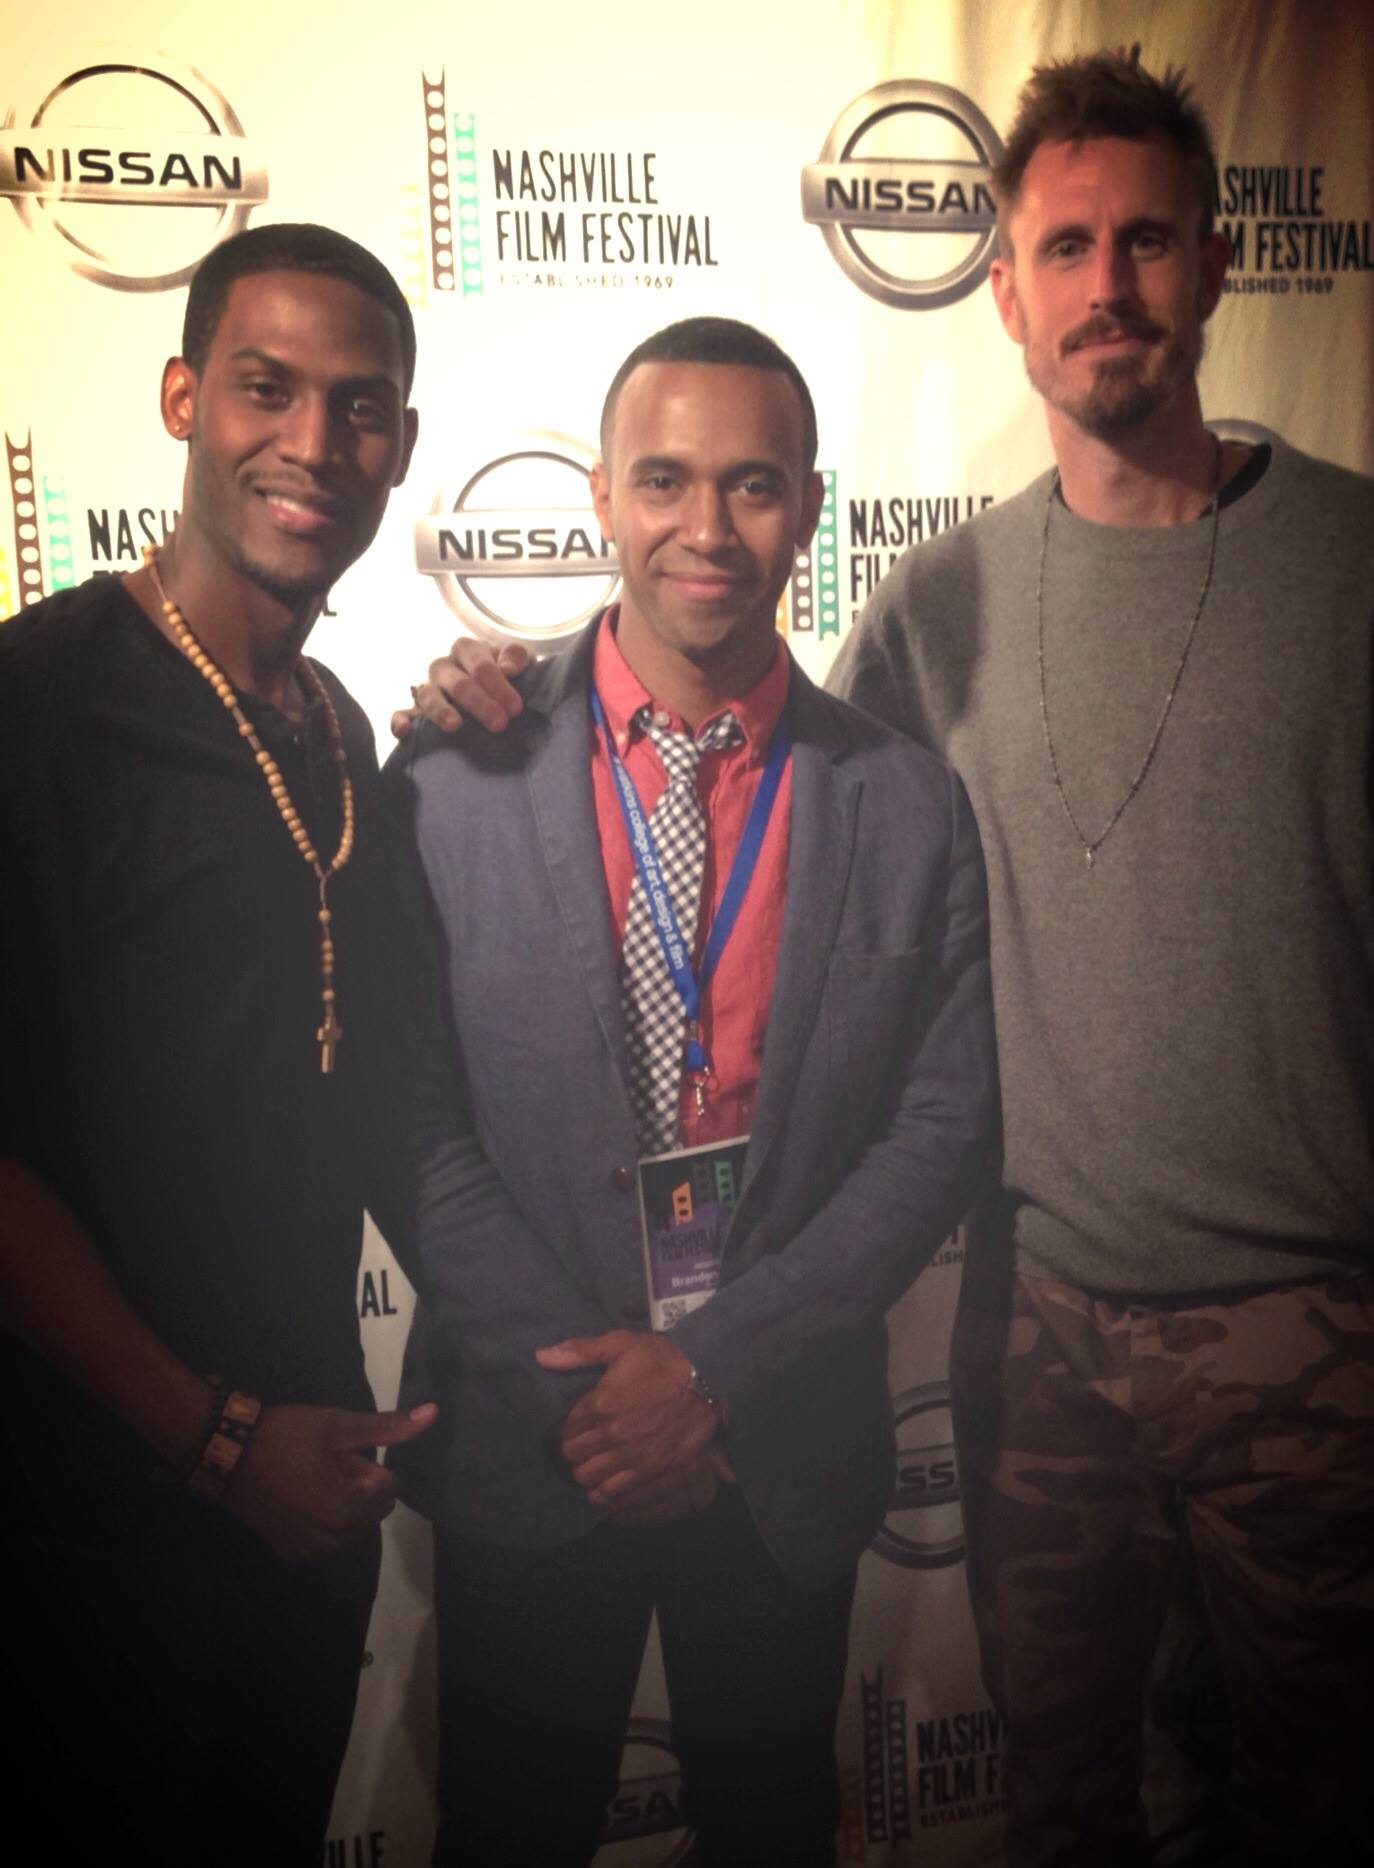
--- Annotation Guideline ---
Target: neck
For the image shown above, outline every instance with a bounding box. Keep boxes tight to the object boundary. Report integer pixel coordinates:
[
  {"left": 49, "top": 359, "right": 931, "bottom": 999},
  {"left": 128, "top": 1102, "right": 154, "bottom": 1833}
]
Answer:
[
  {"left": 1048, "top": 382, "right": 1222, "bottom": 526},
  {"left": 614, "top": 607, "right": 775, "bottom": 732},
  {"left": 128, "top": 530, "right": 320, "bottom": 712}
]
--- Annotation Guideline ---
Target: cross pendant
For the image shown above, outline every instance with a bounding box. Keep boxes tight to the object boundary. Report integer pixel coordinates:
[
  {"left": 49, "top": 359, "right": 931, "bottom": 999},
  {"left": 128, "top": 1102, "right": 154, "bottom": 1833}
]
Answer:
[{"left": 317, "top": 1005, "right": 343, "bottom": 1074}]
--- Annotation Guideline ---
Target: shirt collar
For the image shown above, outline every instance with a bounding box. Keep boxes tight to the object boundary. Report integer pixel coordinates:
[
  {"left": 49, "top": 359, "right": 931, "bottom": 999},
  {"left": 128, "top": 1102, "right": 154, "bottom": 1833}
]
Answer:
[{"left": 591, "top": 605, "right": 790, "bottom": 760}]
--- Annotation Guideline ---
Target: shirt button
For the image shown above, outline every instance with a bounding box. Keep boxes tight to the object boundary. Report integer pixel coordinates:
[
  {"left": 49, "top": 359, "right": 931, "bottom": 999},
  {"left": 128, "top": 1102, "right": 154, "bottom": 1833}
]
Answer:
[{"left": 610, "top": 1165, "right": 636, "bottom": 1193}]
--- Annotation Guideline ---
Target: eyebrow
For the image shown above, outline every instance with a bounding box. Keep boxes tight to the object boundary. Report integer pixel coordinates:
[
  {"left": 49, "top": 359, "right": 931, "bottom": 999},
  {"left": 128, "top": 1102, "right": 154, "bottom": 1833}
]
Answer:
[
  {"left": 227, "top": 347, "right": 401, "bottom": 395},
  {"left": 627, "top": 453, "right": 789, "bottom": 479}
]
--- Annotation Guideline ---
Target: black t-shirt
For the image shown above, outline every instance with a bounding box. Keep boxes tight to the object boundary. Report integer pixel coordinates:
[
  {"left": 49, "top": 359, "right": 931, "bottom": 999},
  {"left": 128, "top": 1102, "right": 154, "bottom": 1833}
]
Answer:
[{"left": 0, "top": 577, "right": 431, "bottom": 1532}]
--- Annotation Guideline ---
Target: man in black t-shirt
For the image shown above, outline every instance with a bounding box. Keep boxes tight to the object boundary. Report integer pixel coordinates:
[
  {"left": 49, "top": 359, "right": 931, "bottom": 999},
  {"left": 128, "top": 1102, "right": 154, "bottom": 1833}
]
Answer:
[{"left": 0, "top": 224, "right": 435, "bottom": 1865}]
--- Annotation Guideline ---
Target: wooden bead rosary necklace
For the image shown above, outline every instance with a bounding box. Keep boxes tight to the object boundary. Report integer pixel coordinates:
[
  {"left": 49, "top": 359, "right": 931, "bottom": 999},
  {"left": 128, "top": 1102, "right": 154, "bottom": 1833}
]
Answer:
[{"left": 142, "top": 545, "right": 353, "bottom": 1073}]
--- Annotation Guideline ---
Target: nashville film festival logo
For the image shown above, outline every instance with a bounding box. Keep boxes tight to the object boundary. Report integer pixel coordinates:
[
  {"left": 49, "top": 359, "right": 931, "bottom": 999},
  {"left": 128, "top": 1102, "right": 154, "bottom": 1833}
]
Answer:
[
  {"left": 1, "top": 55, "right": 267, "bottom": 290},
  {"left": 415, "top": 433, "right": 619, "bottom": 649},
  {"left": 869, "top": 1380, "right": 963, "bottom": 1571},
  {"left": 411, "top": 70, "right": 718, "bottom": 301},
  {"left": 1215, "top": 161, "right": 1374, "bottom": 297},
  {"left": 802, "top": 80, "right": 1003, "bottom": 311},
  {"left": 842, "top": 1675, "right": 1004, "bottom": 1856}
]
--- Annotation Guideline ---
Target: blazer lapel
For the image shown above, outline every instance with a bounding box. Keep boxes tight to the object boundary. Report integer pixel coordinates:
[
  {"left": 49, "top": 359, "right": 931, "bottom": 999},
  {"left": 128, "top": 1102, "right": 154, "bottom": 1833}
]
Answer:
[{"left": 739, "top": 670, "right": 860, "bottom": 1200}]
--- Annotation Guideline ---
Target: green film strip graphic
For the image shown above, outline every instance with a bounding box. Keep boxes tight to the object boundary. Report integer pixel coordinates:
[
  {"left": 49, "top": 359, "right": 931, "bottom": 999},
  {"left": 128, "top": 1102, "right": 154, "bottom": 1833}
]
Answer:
[
  {"left": 788, "top": 468, "right": 840, "bottom": 637},
  {"left": 453, "top": 111, "right": 482, "bottom": 296},
  {"left": 815, "top": 469, "right": 840, "bottom": 638},
  {"left": 43, "top": 475, "right": 74, "bottom": 592}
]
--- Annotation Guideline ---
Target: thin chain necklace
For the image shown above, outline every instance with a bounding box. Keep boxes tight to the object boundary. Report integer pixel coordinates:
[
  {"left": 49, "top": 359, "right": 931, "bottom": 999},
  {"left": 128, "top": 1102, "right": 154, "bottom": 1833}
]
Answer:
[
  {"left": 1036, "top": 437, "right": 1222, "bottom": 869},
  {"left": 142, "top": 546, "right": 354, "bottom": 1072}
]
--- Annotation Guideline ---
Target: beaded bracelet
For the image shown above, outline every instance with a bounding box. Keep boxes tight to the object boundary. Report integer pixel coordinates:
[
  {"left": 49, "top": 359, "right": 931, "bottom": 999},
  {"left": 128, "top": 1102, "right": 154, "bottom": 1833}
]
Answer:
[
  {"left": 187, "top": 1386, "right": 264, "bottom": 1502},
  {"left": 150, "top": 1375, "right": 232, "bottom": 1491}
]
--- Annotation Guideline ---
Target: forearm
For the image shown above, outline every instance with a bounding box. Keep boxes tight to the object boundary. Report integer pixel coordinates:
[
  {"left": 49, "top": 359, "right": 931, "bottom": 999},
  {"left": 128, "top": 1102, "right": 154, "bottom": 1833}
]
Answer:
[
  {"left": 670, "top": 1117, "right": 985, "bottom": 1421},
  {"left": 0, "top": 1156, "right": 214, "bottom": 1471}
]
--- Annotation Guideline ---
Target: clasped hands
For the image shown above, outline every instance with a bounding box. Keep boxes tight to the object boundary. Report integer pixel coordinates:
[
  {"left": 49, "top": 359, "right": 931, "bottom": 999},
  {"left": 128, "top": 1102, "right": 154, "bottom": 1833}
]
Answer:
[{"left": 536, "top": 1330, "right": 734, "bottom": 1529}]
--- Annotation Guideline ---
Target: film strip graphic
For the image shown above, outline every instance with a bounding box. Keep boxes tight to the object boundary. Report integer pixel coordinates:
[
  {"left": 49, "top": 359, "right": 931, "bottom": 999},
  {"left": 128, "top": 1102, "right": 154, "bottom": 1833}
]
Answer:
[
  {"left": 860, "top": 1670, "right": 912, "bottom": 1848},
  {"left": 786, "top": 468, "right": 840, "bottom": 637},
  {"left": 6, "top": 433, "right": 43, "bottom": 615},
  {"left": 4, "top": 434, "right": 76, "bottom": 620},
  {"left": 419, "top": 72, "right": 483, "bottom": 298},
  {"left": 43, "top": 472, "right": 74, "bottom": 595}
]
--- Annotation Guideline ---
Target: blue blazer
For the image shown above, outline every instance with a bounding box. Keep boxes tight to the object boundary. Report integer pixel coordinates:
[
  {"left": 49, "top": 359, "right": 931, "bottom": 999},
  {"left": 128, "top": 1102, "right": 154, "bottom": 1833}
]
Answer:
[{"left": 392, "top": 622, "right": 996, "bottom": 1588}]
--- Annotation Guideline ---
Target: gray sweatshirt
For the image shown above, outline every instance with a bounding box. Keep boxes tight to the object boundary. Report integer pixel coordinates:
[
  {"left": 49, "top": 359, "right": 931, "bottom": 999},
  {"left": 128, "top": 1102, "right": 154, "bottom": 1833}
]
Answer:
[{"left": 830, "top": 437, "right": 1373, "bottom": 1295}]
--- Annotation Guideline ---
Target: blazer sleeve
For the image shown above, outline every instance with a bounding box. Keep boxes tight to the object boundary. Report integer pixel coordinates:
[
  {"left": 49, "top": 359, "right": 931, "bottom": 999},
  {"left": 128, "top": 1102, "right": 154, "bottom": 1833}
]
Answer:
[
  {"left": 669, "top": 765, "right": 997, "bottom": 1426},
  {"left": 383, "top": 746, "right": 617, "bottom": 1433}
]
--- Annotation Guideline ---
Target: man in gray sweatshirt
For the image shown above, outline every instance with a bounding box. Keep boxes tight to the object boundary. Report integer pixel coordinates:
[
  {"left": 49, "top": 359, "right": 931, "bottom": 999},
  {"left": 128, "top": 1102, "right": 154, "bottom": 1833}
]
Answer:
[
  {"left": 402, "top": 44, "right": 1371, "bottom": 1868},
  {"left": 828, "top": 47, "right": 1373, "bottom": 1868}
]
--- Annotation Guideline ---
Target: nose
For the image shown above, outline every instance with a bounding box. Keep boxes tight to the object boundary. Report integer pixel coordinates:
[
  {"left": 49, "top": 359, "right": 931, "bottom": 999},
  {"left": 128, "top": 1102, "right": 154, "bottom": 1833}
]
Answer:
[
  {"left": 1088, "top": 238, "right": 1138, "bottom": 308},
  {"left": 681, "top": 481, "right": 735, "bottom": 553},
  {"left": 278, "top": 394, "right": 336, "bottom": 471}
]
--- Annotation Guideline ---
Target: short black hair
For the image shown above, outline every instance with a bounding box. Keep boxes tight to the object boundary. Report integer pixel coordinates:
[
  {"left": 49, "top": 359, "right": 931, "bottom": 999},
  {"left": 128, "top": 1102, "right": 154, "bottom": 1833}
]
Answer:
[
  {"left": 994, "top": 45, "right": 1217, "bottom": 251},
  {"left": 600, "top": 317, "right": 818, "bottom": 473},
  {"left": 180, "top": 222, "right": 417, "bottom": 393}
]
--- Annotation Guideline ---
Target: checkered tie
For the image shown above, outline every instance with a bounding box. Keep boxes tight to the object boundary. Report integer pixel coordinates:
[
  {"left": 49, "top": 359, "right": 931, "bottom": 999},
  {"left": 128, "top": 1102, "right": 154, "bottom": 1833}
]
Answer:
[{"left": 622, "top": 707, "right": 744, "bottom": 1154}]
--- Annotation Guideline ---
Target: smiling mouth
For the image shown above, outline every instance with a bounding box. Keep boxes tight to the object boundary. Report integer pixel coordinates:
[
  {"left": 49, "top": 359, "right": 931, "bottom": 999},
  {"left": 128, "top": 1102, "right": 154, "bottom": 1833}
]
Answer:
[
  {"left": 662, "top": 570, "right": 749, "bottom": 602},
  {"left": 255, "top": 488, "right": 346, "bottom": 537}
]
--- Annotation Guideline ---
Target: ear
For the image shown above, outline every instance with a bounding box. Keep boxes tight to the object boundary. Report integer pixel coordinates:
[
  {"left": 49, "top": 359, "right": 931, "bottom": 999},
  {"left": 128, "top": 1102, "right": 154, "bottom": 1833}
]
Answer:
[
  {"left": 161, "top": 356, "right": 197, "bottom": 440},
  {"left": 1196, "top": 228, "right": 1231, "bottom": 323},
  {"left": 590, "top": 459, "right": 616, "bottom": 545},
  {"left": 797, "top": 470, "right": 824, "bottom": 551},
  {"left": 989, "top": 258, "right": 1026, "bottom": 344},
  {"left": 393, "top": 406, "right": 420, "bottom": 487}
]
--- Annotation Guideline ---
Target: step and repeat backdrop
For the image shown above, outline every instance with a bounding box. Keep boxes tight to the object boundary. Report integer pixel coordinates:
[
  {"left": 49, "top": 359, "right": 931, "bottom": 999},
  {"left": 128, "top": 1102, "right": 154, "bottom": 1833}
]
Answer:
[{"left": 4, "top": 1, "right": 1371, "bottom": 1862}]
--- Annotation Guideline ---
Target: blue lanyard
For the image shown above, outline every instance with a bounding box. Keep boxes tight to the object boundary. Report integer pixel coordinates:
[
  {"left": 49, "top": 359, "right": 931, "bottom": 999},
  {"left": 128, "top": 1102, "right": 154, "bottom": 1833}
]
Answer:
[{"left": 591, "top": 687, "right": 789, "bottom": 1076}]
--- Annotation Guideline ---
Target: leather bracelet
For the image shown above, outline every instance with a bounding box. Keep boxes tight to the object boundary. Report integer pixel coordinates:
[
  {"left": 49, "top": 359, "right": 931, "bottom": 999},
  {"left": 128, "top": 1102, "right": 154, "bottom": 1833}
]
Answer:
[{"left": 187, "top": 1387, "right": 263, "bottom": 1502}]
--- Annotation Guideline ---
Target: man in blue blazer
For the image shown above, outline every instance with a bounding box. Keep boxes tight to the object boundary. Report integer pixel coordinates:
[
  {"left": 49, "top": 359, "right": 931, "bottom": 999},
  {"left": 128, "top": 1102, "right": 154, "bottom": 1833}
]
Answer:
[{"left": 392, "top": 318, "right": 996, "bottom": 1867}]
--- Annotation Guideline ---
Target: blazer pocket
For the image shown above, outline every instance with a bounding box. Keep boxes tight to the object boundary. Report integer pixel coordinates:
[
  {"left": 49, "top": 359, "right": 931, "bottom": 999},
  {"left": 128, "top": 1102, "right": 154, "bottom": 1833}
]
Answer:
[{"left": 826, "top": 948, "right": 926, "bottom": 1106}]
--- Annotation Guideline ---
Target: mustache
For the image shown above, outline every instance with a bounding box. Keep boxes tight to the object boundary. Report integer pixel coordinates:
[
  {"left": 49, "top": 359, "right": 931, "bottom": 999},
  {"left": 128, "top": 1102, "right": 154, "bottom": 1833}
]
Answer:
[{"left": 1063, "top": 312, "right": 1166, "bottom": 352}]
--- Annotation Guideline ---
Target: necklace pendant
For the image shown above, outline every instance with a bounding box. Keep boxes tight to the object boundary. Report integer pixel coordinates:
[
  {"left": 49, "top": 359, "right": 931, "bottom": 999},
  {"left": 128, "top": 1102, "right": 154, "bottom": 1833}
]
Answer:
[
  {"left": 317, "top": 1005, "right": 343, "bottom": 1074},
  {"left": 1085, "top": 848, "right": 1095, "bottom": 869}
]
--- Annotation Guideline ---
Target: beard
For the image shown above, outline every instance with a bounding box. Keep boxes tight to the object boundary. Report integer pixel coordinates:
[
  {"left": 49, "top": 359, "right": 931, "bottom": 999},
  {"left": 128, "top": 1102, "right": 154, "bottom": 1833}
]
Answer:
[{"left": 1025, "top": 304, "right": 1206, "bottom": 438}]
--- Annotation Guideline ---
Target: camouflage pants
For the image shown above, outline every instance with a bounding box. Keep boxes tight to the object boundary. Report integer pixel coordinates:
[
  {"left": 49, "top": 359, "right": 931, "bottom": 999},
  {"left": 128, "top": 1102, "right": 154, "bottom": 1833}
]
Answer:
[{"left": 950, "top": 1271, "right": 1374, "bottom": 1868}]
